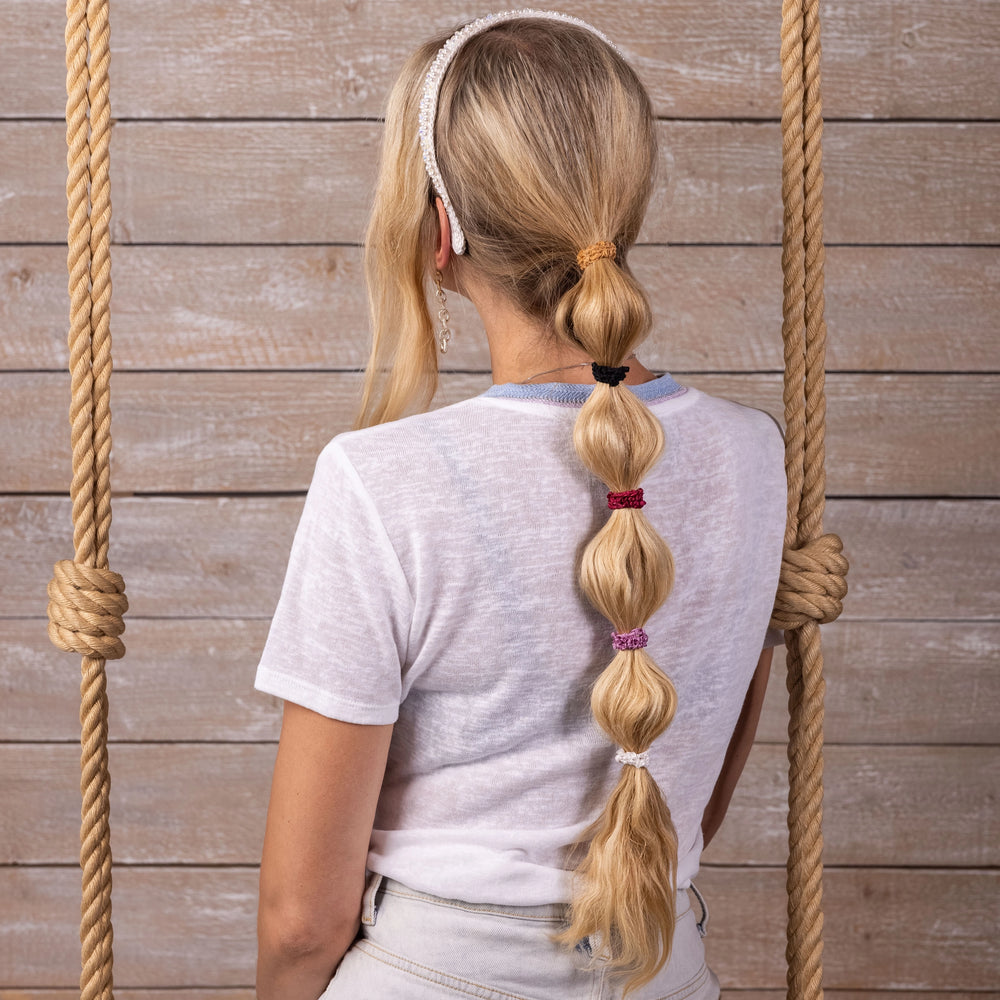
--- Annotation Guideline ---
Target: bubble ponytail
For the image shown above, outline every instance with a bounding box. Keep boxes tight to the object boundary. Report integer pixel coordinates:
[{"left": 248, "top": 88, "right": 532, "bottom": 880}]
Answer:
[{"left": 554, "top": 256, "right": 680, "bottom": 993}]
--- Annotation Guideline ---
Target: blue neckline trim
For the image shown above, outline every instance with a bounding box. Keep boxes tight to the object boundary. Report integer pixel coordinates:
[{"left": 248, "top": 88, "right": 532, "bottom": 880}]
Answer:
[{"left": 482, "top": 372, "right": 685, "bottom": 405}]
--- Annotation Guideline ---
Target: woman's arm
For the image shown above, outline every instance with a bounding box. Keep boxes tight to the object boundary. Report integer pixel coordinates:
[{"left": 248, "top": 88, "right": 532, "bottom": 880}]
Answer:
[
  {"left": 701, "top": 646, "right": 774, "bottom": 848},
  {"left": 257, "top": 701, "right": 393, "bottom": 1000}
]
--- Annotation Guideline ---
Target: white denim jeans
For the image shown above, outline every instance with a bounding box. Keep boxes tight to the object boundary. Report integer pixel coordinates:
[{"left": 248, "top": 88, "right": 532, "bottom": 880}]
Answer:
[{"left": 321, "top": 874, "right": 721, "bottom": 1000}]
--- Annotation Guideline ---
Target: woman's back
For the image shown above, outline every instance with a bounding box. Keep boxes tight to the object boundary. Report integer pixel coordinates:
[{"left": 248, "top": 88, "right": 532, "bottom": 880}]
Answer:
[{"left": 256, "top": 375, "right": 785, "bottom": 905}]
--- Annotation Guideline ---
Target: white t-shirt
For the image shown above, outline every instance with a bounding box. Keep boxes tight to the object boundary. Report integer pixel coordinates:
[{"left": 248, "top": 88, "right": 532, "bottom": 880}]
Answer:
[{"left": 255, "top": 374, "right": 787, "bottom": 904}]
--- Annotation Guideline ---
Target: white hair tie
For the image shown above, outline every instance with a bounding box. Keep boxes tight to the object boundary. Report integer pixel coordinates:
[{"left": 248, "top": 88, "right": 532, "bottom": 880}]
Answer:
[
  {"left": 615, "top": 748, "right": 650, "bottom": 769},
  {"left": 418, "top": 9, "right": 617, "bottom": 255}
]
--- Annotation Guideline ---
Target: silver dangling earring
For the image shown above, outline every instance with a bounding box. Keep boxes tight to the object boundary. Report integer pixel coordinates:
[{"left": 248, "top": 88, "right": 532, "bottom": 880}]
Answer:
[{"left": 433, "top": 268, "right": 453, "bottom": 354}]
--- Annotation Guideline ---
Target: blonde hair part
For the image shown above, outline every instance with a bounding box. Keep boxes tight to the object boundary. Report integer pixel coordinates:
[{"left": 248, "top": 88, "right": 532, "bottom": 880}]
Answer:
[{"left": 361, "top": 18, "right": 678, "bottom": 993}]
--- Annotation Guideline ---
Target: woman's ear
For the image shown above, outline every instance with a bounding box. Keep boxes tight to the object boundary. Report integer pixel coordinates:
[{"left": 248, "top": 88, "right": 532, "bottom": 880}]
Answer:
[{"left": 434, "top": 196, "right": 451, "bottom": 273}]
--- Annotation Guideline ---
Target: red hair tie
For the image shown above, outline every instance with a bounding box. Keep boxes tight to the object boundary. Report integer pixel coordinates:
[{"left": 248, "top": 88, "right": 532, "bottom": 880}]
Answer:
[{"left": 607, "top": 489, "right": 645, "bottom": 510}]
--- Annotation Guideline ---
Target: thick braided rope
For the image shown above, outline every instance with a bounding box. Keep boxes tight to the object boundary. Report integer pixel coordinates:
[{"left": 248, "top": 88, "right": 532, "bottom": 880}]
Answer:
[
  {"left": 775, "top": 2, "right": 847, "bottom": 1000},
  {"left": 778, "top": 0, "right": 820, "bottom": 994},
  {"left": 88, "top": 0, "right": 114, "bottom": 574},
  {"left": 48, "top": 2, "right": 123, "bottom": 997}
]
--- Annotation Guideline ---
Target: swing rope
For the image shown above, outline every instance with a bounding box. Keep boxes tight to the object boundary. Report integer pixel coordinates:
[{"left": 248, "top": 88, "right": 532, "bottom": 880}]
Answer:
[
  {"left": 46, "top": 1, "right": 124, "bottom": 998},
  {"left": 773, "top": 2, "right": 849, "bottom": 1000},
  {"left": 44, "top": 2, "right": 845, "bottom": 997}
]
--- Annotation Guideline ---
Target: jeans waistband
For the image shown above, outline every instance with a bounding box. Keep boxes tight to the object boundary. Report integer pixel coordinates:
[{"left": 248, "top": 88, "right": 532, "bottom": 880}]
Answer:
[
  {"left": 363, "top": 874, "right": 573, "bottom": 925},
  {"left": 361, "top": 872, "right": 700, "bottom": 930}
]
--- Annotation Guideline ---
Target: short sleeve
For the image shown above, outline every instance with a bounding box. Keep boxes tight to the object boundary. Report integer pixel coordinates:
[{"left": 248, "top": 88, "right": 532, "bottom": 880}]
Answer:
[{"left": 254, "top": 439, "right": 413, "bottom": 724}]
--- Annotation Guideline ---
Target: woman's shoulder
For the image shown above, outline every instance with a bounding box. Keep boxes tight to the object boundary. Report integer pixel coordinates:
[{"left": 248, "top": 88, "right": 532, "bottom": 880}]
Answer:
[
  {"left": 657, "top": 387, "right": 786, "bottom": 503},
  {"left": 315, "top": 395, "right": 494, "bottom": 491},
  {"left": 656, "top": 384, "right": 784, "bottom": 446},
  {"left": 335, "top": 395, "right": 485, "bottom": 448}
]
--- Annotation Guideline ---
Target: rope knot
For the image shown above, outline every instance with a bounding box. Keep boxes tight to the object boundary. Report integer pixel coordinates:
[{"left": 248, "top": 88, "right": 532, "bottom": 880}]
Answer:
[
  {"left": 47, "top": 559, "right": 128, "bottom": 659},
  {"left": 770, "top": 533, "right": 848, "bottom": 631}
]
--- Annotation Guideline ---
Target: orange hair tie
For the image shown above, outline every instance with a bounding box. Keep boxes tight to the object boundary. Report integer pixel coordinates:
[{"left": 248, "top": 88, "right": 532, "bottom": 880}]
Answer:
[{"left": 577, "top": 241, "right": 617, "bottom": 270}]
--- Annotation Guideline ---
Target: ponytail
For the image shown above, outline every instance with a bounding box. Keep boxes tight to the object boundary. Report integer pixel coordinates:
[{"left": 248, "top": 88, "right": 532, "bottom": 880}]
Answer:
[{"left": 554, "top": 255, "right": 680, "bottom": 994}]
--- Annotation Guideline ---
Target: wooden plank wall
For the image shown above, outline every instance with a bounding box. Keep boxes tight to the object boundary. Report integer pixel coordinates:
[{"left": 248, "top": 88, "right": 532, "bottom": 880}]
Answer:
[{"left": 1, "top": 0, "right": 998, "bottom": 995}]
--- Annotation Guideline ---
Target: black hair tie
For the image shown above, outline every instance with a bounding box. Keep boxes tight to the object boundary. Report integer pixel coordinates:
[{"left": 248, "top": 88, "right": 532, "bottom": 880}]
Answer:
[{"left": 592, "top": 363, "right": 630, "bottom": 387}]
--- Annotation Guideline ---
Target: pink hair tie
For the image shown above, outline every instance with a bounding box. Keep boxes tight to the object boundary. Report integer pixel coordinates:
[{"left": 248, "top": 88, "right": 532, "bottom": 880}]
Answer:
[
  {"left": 612, "top": 627, "right": 648, "bottom": 651},
  {"left": 608, "top": 489, "right": 645, "bottom": 509}
]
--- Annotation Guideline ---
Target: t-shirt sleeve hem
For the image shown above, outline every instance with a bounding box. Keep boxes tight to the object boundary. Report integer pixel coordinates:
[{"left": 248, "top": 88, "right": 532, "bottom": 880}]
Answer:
[{"left": 254, "top": 668, "right": 400, "bottom": 725}]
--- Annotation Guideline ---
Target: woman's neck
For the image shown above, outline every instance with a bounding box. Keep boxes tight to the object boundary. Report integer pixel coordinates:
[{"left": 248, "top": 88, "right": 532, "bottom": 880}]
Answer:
[{"left": 452, "top": 264, "right": 657, "bottom": 387}]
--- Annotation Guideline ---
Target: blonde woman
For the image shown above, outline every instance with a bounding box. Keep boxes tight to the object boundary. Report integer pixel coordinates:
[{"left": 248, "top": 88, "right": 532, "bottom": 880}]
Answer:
[{"left": 255, "top": 10, "right": 785, "bottom": 1000}]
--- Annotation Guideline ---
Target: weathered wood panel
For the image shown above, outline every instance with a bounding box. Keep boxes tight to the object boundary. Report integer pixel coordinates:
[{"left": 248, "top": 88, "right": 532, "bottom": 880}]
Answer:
[
  {"left": 0, "top": 867, "right": 257, "bottom": 988},
  {"left": 0, "top": 867, "right": 994, "bottom": 988},
  {"left": 0, "top": 618, "right": 279, "bottom": 743},
  {"left": 2, "top": 370, "right": 370, "bottom": 495},
  {"left": 699, "top": 867, "right": 1000, "bottom": 989},
  {"left": 5, "top": 372, "right": 997, "bottom": 495},
  {"left": 3, "top": 498, "right": 997, "bottom": 620},
  {"left": 4, "top": 122, "right": 999, "bottom": 245},
  {"left": 3, "top": 620, "right": 995, "bottom": 745},
  {"left": 705, "top": 745, "right": 1000, "bottom": 867},
  {"left": 759, "top": 622, "right": 1000, "bottom": 745},
  {"left": 0, "top": 744, "right": 273, "bottom": 865},
  {"left": 0, "top": 123, "right": 64, "bottom": 243},
  {"left": 2, "top": 496, "right": 305, "bottom": 619},
  {"left": 835, "top": 501, "right": 1000, "bottom": 621},
  {"left": 4, "top": 0, "right": 998, "bottom": 120},
  {"left": 3, "top": 245, "right": 999, "bottom": 373},
  {"left": 2, "top": 744, "right": 994, "bottom": 867}
]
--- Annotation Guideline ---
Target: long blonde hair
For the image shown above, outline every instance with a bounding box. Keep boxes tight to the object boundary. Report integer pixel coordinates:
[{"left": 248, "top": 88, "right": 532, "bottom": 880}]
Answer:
[{"left": 360, "top": 17, "right": 678, "bottom": 992}]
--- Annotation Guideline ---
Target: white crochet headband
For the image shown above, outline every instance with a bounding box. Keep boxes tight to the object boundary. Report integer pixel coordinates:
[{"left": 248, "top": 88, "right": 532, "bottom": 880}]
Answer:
[{"left": 418, "top": 8, "right": 617, "bottom": 255}]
